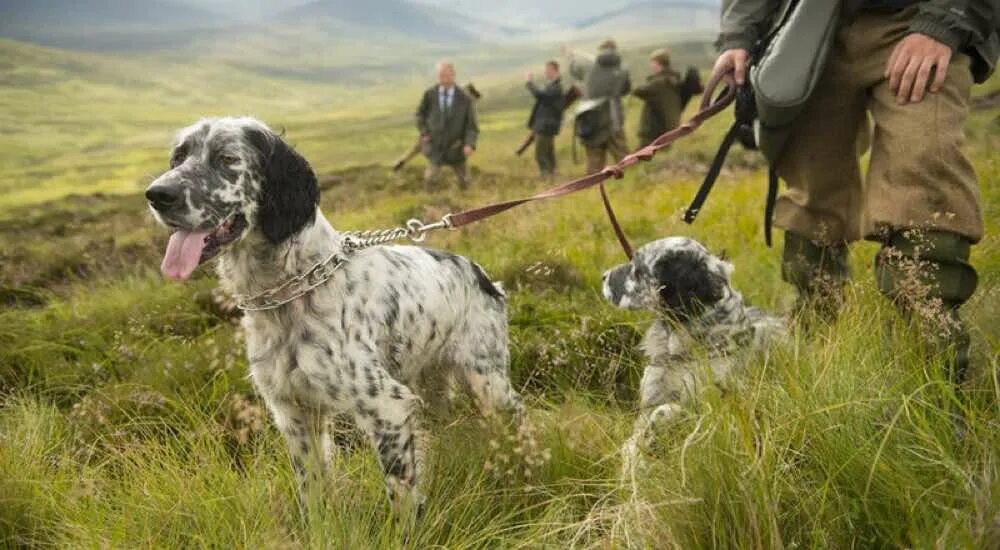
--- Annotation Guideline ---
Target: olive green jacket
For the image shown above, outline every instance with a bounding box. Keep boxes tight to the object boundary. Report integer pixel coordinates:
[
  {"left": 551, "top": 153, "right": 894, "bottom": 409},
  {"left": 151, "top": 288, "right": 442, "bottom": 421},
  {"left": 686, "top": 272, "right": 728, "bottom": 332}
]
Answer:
[
  {"left": 633, "top": 70, "right": 683, "bottom": 146},
  {"left": 718, "top": 0, "right": 998, "bottom": 83}
]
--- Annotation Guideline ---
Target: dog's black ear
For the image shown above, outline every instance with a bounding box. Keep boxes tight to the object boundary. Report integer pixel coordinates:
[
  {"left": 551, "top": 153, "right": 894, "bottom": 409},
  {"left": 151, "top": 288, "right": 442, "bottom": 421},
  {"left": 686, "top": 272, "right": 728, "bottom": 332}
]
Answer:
[
  {"left": 246, "top": 128, "right": 319, "bottom": 244},
  {"left": 653, "top": 250, "right": 725, "bottom": 319}
]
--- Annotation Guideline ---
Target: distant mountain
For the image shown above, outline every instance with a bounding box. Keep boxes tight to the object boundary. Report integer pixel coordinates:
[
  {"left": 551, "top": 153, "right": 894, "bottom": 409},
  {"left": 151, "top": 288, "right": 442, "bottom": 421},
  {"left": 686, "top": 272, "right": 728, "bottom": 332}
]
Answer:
[
  {"left": 0, "top": 0, "right": 522, "bottom": 52},
  {"left": 574, "top": 0, "right": 719, "bottom": 36},
  {"left": 575, "top": 1, "right": 717, "bottom": 32},
  {"left": 0, "top": 0, "right": 223, "bottom": 26},
  {"left": 412, "top": 0, "right": 719, "bottom": 29},
  {"left": 0, "top": 0, "right": 222, "bottom": 28},
  {"left": 279, "top": 0, "right": 477, "bottom": 43},
  {"left": 413, "top": 0, "right": 615, "bottom": 27},
  {"left": 0, "top": 0, "right": 230, "bottom": 50}
]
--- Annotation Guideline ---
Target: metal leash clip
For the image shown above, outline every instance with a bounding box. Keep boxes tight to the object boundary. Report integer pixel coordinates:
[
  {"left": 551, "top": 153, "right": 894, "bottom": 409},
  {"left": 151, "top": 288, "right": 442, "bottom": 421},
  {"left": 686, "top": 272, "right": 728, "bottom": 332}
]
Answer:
[{"left": 405, "top": 214, "right": 453, "bottom": 243}]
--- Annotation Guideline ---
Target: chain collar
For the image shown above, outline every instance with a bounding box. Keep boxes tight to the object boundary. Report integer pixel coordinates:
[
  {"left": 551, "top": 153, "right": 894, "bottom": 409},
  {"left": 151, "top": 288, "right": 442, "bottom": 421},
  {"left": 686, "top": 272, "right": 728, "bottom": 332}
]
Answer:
[
  {"left": 234, "top": 216, "right": 452, "bottom": 312},
  {"left": 235, "top": 252, "right": 350, "bottom": 311}
]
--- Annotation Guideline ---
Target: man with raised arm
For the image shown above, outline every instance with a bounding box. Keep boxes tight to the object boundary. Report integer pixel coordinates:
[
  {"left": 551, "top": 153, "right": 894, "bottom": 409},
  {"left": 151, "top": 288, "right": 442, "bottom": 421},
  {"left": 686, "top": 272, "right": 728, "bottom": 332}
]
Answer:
[{"left": 525, "top": 60, "right": 566, "bottom": 179}]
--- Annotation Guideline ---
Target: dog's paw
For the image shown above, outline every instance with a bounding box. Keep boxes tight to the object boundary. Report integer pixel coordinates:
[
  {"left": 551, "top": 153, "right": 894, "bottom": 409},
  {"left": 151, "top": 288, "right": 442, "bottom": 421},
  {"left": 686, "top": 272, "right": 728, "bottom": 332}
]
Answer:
[{"left": 387, "top": 478, "right": 425, "bottom": 518}]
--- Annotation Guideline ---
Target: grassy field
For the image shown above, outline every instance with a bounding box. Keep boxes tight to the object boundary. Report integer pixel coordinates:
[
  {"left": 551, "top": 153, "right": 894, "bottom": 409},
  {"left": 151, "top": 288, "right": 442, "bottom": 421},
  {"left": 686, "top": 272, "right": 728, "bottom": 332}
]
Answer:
[{"left": 1, "top": 36, "right": 998, "bottom": 548}]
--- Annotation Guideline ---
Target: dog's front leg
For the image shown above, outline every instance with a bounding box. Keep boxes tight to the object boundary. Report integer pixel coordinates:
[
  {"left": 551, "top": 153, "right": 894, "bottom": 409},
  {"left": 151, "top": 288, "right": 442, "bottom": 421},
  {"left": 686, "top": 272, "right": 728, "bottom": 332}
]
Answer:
[
  {"left": 267, "top": 398, "right": 330, "bottom": 510},
  {"left": 621, "top": 364, "right": 692, "bottom": 480},
  {"left": 349, "top": 370, "right": 427, "bottom": 516}
]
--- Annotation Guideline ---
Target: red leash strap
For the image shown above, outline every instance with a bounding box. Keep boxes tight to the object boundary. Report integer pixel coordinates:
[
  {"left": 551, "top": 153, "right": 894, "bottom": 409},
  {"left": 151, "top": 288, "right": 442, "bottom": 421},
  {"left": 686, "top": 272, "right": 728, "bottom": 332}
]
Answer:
[{"left": 445, "top": 71, "right": 737, "bottom": 258}]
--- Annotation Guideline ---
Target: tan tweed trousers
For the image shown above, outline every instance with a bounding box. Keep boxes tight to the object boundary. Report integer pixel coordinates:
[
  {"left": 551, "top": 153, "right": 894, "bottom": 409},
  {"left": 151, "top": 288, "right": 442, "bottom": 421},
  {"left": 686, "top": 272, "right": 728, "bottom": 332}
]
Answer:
[{"left": 774, "top": 7, "right": 983, "bottom": 244}]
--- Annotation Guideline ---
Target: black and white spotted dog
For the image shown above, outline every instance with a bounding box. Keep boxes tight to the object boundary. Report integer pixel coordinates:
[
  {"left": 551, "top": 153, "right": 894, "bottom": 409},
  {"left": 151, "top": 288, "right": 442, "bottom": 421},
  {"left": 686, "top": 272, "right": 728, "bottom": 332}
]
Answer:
[
  {"left": 602, "top": 237, "right": 784, "bottom": 472},
  {"left": 145, "top": 117, "right": 524, "bottom": 510}
]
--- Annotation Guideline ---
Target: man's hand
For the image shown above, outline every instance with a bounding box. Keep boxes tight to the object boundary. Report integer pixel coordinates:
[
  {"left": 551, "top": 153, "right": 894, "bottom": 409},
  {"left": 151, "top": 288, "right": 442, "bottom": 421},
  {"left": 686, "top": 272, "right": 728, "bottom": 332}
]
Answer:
[
  {"left": 421, "top": 134, "right": 431, "bottom": 143},
  {"left": 711, "top": 48, "right": 750, "bottom": 85},
  {"left": 463, "top": 145, "right": 474, "bottom": 157},
  {"left": 525, "top": 72, "right": 533, "bottom": 82},
  {"left": 886, "top": 33, "right": 952, "bottom": 104}
]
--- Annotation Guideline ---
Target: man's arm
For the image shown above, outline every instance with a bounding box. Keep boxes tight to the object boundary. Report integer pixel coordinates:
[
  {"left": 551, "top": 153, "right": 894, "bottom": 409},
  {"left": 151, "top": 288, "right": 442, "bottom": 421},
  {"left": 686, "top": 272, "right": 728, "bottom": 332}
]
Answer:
[
  {"left": 526, "top": 81, "right": 540, "bottom": 98},
  {"left": 526, "top": 80, "right": 562, "bottom": 100},
  {"left": 717, "top": 0, "right": 782, "bottom": 52},
  {"left": 416, "top": 90, "right": 431, "bottom": 136},
  {"left": 464, "top": 102, "right": 479, "bottom": 150},
  {"left": 711, "top": 0, "right": 779, "bottom": 85},
  {"left": 632, "top": 78, "right": 655, "bottom": 100},
  {"left": 619, "top": 71, "right": 632, "bottom": 95},
  {"left": 908, "top": 0, "right": 990, "bottom": 54}
]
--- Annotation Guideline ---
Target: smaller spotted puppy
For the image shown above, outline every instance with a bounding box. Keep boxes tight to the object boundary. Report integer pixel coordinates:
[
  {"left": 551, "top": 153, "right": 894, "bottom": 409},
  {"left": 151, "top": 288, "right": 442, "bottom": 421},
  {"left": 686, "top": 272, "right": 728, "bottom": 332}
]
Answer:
[
  {"left": 145, "top": 117, "right": 524, "bottom": 514},
  {"left": 602, "top": 237, "right": 784, "bottom": 473}
]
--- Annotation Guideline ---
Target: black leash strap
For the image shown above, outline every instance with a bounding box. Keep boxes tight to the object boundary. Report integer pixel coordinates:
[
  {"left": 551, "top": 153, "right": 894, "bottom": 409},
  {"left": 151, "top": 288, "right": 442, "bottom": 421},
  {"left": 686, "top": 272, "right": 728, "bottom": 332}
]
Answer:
[
  {"left": 765, "top": 165, "right": 779, "bottom": 247},
  {"left": 683, "top": 34, "right": 789, "bottom": 247},
  {"left": 682, "top": 121, "right": 740, "bottom": 224},
  {"left": 682, "top": 82, "right": 755, "bottom": 224},
  {"left": 684, "top": 120, "right": 781, "bottom": 248},
  {"left": 682, "top": 72, "right": 782, "bottom": 247}
]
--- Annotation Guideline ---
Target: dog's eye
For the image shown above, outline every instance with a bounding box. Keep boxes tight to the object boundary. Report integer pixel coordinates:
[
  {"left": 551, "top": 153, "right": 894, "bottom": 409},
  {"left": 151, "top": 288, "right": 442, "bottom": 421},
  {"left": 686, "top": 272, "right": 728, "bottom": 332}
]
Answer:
[
  {"left": 219, "top": 154, "right": 240, "bottom": 166},
  {"left": 169, "top": 151, "right": 186, "bottom": 168}
]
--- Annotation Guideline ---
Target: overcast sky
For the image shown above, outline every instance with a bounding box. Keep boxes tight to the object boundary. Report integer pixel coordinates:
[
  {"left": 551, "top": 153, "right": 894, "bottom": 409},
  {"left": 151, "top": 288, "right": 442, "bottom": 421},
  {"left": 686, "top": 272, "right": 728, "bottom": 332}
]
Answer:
[
  {"left": 178, "top": 0, "right": 690, "bottom": 25},
  {"left": 180, "top": 0, "right": 311, "bottom": 19}
]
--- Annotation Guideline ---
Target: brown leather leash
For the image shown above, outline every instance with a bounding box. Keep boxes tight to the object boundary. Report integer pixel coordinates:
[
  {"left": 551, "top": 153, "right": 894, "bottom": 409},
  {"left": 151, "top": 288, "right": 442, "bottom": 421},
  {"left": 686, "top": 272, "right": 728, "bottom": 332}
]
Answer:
[{"left": 442, "top": 71, "right": 737, "bottom": 260}]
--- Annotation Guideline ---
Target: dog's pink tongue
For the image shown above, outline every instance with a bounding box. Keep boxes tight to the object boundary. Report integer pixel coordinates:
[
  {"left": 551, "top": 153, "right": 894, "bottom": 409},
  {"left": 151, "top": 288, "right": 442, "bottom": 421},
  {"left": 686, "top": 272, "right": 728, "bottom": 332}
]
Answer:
[{"left": 161, "top": 230, "right": 211, "bottom": 281}]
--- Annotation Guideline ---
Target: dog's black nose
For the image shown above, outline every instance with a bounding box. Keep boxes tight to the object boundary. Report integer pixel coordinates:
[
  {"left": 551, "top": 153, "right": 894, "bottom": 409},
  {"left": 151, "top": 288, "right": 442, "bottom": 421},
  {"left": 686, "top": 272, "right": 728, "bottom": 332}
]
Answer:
[{"left": 145, "top": 184, "right": 182, "bottom": 210}]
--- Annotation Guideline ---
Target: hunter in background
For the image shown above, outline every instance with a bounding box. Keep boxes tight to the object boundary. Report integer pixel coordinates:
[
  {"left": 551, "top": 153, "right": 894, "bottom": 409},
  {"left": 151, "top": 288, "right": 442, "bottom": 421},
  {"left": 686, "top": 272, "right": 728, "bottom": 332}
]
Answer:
[
  {"left": 569, "top": 39, "right": 632, "bottom": 174},
  {"left": 633, "top": 48, "right": 704, "bottom": 148},
  {"left": 394, "top": 83, "right": 481, "bottom": 173},
  {"left": 524, "top": 60, "right": 566, "bottom": 179},
  {"left": 415, "top": 61, "right": 480, "bottom": 189}
]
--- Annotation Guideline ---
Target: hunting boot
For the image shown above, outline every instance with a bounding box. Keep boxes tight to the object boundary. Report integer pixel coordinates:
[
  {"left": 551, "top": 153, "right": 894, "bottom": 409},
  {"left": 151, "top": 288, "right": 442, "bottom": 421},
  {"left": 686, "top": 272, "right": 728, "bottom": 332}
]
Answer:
[
  {"left": 782, "top": 231, "right": 851, "bottom": 322},
  {"left": 874, "top": 229, "right": 977, "bottom": 384}
]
